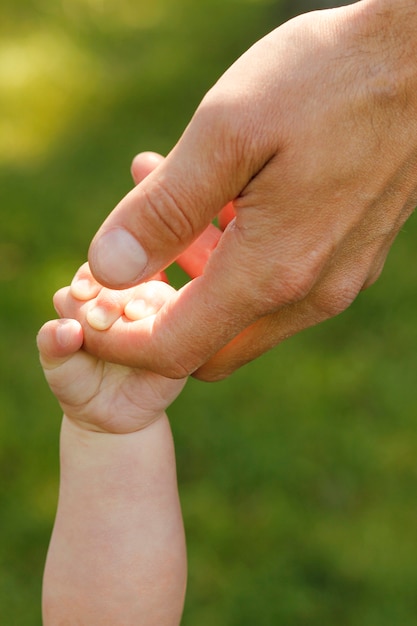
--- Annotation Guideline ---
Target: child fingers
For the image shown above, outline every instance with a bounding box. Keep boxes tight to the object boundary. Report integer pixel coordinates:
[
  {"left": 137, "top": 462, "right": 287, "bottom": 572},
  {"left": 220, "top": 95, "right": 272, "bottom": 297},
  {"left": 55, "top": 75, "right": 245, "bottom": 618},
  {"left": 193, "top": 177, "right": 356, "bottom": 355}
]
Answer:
[
  {"left": 87, "top": 281, "right": 176, "bottom": 330},
  {"left": 53, "top": 281, "right": 158, "bottom": 332},
  {"left": 54, "top": 270, "right": 175, "bottom": 333},
  {"left": 54, "top": 286, "right": 101, "bottom": 326},
  {"left": 86, "top": 286, "right": 138, "bottom": 331}
]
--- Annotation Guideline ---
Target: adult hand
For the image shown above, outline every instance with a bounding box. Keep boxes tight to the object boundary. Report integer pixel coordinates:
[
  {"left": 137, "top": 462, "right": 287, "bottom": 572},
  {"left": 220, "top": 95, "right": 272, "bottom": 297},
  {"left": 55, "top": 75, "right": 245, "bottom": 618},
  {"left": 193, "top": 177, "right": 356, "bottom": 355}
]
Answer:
[{"left": 86, "top": 1, "right": 417, "bottom": 381}]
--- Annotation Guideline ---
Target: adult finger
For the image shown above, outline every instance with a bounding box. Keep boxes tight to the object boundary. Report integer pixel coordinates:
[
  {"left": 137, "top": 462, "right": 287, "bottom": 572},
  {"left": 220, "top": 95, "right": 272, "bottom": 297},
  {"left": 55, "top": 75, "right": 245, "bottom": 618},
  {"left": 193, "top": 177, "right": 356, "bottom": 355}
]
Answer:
[
  {"left": 81, "top": 3, "right": 417, "bottom": 380},
  {"left": 218, "top": 202, "right": 236, "bottom": 231},
  {"left": 53, "top": 281, "right": 181, "bottom": 371},
  {"left": 130, "top": 151, "right": 222, "bottom": 279},
  {"left": 87, "top": 88, "right": 274, "bottom": 289}
]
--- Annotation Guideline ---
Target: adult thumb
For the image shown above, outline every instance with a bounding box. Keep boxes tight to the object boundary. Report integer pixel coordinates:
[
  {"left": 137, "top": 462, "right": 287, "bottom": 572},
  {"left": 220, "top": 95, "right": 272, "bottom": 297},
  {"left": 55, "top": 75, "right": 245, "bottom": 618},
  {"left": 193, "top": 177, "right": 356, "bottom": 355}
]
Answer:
[{"left": 87, "top": 97, "right": 268, "bottom": 288}]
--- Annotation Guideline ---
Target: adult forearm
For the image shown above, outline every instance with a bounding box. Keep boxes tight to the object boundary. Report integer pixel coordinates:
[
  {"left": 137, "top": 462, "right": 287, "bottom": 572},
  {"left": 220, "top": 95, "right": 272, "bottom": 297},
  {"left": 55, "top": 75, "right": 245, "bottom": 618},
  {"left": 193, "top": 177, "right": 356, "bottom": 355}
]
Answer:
[{"left": 43, "top": 416, "right": 186, "bottom": 626}]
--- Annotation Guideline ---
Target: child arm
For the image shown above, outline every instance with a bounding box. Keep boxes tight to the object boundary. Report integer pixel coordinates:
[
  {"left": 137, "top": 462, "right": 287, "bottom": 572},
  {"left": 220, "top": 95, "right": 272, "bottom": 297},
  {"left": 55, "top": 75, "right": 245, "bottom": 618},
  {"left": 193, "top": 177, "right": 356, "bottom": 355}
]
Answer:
[
  {"left": 38, "top": 281, "right": 187, "bottom": 625},
  {"left": 43, "top": 413, "right": 186, "bottom": 625}
]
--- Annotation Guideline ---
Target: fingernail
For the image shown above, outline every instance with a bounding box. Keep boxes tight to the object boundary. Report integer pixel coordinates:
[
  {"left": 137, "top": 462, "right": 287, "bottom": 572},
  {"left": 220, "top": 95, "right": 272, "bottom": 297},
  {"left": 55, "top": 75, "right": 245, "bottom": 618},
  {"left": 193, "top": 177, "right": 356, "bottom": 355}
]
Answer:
[
  {"left": 56, "top": 319, "right": 79, "bottom": 348},
  {"left": 86, "top": 306, "right": 113, "bottom": 331},
  {"left": 90, "top": 228, "right": 148, "bottom": 286},
  {"left": 124, "top": 298, "right": 156, "bottom": 320}
]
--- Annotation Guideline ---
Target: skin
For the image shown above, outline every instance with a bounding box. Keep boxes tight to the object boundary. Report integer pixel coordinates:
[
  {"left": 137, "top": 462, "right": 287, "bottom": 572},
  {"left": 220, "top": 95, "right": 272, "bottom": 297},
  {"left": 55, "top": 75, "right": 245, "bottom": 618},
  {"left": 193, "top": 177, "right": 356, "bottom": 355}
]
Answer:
[
  {"left": 69, "top": 0, "right": 417, "bottom": 380},
  {"left": 38, "top": 281, "right": 187, "bottom": 625}
]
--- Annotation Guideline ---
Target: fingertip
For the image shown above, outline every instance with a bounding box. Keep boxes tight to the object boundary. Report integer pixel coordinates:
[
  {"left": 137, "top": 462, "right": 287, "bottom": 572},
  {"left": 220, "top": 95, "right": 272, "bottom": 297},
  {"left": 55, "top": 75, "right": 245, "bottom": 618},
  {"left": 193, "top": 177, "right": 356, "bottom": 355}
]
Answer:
[
  {"left": 36, "top": 320, "right": 52, "bottom": 352},
  {"left": 88, "top": 227, "right": 149, "bottom": 288},
  {"left": 37, "top": 319, "right": 83, "bottom": 367},
  {"left": 86, "top": 305, "right": 114, "bottom": 331},
  {"left": 124, "top": 280, "right": 176, "bottom": 320},
  {"left": 124, "top": 298, "right": 152, "bottom": 321},
  {"left": 131, "top": 151, "right": 164, "bottom": 185},
  {"left": 70, "top": 262, "right": 101, "bottom": 301}
]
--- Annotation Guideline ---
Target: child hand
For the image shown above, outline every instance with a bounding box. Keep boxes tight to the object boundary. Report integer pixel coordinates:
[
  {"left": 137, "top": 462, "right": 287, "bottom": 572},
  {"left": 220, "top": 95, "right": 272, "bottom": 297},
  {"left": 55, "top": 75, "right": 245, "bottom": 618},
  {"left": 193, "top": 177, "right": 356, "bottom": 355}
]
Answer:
[
  {"left": 51, "top": 263, "right": 190, "bottom": 376},
  {"left": 37, "top": 279, "right": 187, "bottom": 434}
]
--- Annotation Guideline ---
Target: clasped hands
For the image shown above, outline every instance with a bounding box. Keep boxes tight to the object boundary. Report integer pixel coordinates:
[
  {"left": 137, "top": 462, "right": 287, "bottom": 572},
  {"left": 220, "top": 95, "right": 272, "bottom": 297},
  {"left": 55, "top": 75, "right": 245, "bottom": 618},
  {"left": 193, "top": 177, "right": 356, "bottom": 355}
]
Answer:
[{"left": 57, "top": 3, "right": 417, "bottom": 381}]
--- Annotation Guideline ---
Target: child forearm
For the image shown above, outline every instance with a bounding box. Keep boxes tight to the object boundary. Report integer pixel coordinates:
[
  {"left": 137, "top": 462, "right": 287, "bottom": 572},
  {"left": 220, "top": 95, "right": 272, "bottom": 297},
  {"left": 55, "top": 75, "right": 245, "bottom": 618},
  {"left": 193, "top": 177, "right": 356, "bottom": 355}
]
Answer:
[{"left": 43, "top": 415, "right": 186, "bottom": 626}]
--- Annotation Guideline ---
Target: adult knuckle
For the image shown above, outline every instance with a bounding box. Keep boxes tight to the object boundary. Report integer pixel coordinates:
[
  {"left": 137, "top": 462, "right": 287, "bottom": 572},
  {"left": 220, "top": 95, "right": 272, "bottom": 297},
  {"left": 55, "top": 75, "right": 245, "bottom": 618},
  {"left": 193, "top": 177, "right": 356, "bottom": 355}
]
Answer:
[
  {"left": 361, "top": 262, "right": 385, "bottom": 291},
  {"left": 155, "top": 357, "right": 194, "bottom": 380},
  {"left": 235, "top": 254, "right": 321, "bottom": 320},
  {"left": 285, "top": 265, "right": 318, "bottom": 302},
  {"left": 197, "top": 90, "right": 264, "bottom": 176},
  {"left": 314, "top": 283, "right": 359, "bottom": 319},
  {"left": 361, "top": 275, "right": 378, "bottom": 291},
  {"left": 146, "top": 339, "right": 200, "bottom": 379},
  {"left": 143, "top": 180, "right": 197, "bottom": 246},
  {"left": 268, "top": 264, "right": 318, "bottom": 311},
  {"left": 316, "top": 294, "right": 349, "bottom": 319}
]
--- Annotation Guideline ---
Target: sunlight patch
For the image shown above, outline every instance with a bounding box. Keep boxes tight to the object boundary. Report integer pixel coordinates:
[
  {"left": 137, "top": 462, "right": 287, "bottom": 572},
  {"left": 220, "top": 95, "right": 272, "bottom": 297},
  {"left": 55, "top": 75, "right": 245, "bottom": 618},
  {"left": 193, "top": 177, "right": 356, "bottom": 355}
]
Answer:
[{"left": 0, "top": 30, "right": 102, "bottom": 166}]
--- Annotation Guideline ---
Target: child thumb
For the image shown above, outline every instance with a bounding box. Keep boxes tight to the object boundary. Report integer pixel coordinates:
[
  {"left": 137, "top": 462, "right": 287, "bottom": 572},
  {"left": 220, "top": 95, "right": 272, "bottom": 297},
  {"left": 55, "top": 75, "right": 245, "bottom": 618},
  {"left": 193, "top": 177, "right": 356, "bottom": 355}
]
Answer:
[{"left": 37, "top": 319, "right": 83, "bottom": 369}]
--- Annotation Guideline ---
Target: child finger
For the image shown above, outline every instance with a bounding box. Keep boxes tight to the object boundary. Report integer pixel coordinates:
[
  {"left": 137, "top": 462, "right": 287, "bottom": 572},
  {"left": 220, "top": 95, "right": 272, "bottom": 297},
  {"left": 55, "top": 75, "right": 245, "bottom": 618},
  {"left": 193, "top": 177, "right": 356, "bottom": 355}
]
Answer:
[
  {"left": 70, "top": 261, "right": 102, "bottom": 301},
  {"left": 53, "top": 286, "right": 71, "bottom": 317},
  {"left": 53, "top": 286, "right": 82, "bottom": 319},
  {"left": 124, "top": 280, "right": 177, "bottom": 320},
  {"left": 86, "top": 285, "right": 138, "bottom": 330}
]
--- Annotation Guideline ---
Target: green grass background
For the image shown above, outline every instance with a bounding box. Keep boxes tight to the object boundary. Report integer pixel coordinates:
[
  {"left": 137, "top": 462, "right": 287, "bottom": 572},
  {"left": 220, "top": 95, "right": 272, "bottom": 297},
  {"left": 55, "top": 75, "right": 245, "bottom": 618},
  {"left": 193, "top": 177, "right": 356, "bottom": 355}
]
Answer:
[{"left": 2, "top": 0, "right": 417, "bottom": 623}]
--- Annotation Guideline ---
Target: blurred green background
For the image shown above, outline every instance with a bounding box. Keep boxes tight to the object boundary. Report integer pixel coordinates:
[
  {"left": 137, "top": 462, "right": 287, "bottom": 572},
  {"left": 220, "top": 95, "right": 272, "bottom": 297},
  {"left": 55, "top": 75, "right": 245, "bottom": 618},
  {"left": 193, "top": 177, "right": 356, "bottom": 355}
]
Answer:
[{"left": 2, "top": 0, "right": 417, "bottom": 623}]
